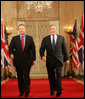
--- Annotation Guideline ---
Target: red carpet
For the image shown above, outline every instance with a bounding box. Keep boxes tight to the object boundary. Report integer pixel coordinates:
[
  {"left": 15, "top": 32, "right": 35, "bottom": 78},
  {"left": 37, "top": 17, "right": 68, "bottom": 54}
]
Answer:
[{"left": 1, "top": 78, "right": 84, "bottom": 98}]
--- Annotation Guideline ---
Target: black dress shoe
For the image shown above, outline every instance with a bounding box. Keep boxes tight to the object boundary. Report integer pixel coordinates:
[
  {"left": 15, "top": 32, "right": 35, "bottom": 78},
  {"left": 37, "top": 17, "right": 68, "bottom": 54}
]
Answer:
[
  {"left": 56, "top": 92, "right": 62, "bottom": 97},
  {"left": 19, "top": 92, "right": 24, "bottom": 96},
  {"left": 25, "top": 91, "right": 29, "bottom": 97},
  {"left": 50, "top": 91, "right": 55, "bottom": 96}
]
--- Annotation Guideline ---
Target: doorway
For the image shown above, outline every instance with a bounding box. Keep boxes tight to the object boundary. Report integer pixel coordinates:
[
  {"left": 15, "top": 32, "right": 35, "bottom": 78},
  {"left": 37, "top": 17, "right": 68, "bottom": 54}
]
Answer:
[{"left": 17, "top": 20, "right": 59, "bottom": 78}]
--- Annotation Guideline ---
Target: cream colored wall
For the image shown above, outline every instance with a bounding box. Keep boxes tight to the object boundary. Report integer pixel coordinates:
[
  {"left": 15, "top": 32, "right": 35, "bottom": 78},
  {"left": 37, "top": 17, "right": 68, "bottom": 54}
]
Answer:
[
  {"left": 17, "top": 1, "right": 59, "bottom": 21},
  {"left": 59, "top": 1, "right": 84, "bottom": 47},
  {"left": 1, "top": 1, "right": 84, "bottom": 78}
]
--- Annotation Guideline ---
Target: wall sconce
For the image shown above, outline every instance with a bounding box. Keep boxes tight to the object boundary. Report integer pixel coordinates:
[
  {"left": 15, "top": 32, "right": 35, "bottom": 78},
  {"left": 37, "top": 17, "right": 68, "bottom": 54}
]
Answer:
[
  {"left": 6, "top": 27, "right": 14, "bottom": 34},
  {"left": 63, "top": 26, "right": 73, "bottom": 34}
]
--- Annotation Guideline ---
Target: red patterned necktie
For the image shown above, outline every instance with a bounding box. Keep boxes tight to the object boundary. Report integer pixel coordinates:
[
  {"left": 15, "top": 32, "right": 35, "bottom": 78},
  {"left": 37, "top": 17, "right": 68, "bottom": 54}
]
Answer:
[{"left": 21, "top": 36, "right": 24, "bottom": 51}]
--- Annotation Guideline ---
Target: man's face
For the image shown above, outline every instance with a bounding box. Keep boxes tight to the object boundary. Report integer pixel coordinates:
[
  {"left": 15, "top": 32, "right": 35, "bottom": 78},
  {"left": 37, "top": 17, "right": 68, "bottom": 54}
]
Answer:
[
  {"left": 49, "top": 26, "right": 57, "bottom": 36},
  {"left": 18, "top": 25, "right": 26, "bottom": 35}
]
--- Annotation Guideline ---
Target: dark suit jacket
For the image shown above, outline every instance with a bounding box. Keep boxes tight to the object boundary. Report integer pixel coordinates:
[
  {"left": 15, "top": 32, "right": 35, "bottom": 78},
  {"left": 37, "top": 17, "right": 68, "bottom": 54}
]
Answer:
[
  {"left": 40, "top": 35, "right": 69, "bottom": 66},
  {"left": 9, "top": 35, "right": 36, "bottom": 67}
]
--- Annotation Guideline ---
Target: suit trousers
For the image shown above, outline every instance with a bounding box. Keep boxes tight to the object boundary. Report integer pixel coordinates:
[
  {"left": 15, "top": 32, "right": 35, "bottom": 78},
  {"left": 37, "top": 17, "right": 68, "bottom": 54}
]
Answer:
[
  {"left": 16, "top": 65, "right": 31, "bottom": 93},
  {"left": 46, "top": 60, "right": 63, "bottom": 92}
]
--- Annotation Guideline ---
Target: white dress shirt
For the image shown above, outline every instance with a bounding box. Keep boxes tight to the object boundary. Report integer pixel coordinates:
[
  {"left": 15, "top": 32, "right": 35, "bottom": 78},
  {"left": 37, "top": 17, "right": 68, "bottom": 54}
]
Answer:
[{"left": 50, "top": 34, "right": 57, "bottom": 45}]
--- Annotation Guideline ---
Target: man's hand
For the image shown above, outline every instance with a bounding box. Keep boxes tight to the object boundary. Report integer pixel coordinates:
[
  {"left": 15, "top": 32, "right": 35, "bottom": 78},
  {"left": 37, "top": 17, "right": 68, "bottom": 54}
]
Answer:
[
  {"left": 10, "top": 54, "right": 14, "bottom": 60},
  {"left": 65, "top": 60, "right": 69, "bottom": 65},
  {"left": 32, "top": 61, "right": 36, "bottom": 65},
  {"left": 42, "top": 56, "right": 46, "bottom": 62}
]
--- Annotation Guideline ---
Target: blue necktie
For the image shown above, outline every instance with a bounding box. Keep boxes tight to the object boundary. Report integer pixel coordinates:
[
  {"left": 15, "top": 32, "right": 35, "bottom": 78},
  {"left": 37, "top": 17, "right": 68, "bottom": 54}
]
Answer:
[{"left": 52, "top": 36, "right": 56, "bottom": 51}]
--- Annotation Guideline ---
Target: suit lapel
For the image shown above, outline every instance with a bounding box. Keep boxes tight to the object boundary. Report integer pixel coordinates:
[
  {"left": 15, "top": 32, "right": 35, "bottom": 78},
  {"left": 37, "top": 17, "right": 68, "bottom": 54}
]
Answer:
[
  {"left": 17, "top": 35, "right": 23, "bottom": 51},
  {"left": 48, "top": 35, "right": 53, "bottom": 51},
  {"left": 55, "top": 35, "right": 59, "bottom": 50},
  {"left": 24, "top": 35, "right": 27, "bottom": 51}
]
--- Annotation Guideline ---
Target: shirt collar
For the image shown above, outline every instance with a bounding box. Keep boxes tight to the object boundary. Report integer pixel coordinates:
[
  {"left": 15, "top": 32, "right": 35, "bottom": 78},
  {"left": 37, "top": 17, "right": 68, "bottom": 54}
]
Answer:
[
  {"left": 20, "top": 34, "right": 26, "bottom": 39},
  {"left": 51, "top": 34, "right": 57, "bottom": 38}
]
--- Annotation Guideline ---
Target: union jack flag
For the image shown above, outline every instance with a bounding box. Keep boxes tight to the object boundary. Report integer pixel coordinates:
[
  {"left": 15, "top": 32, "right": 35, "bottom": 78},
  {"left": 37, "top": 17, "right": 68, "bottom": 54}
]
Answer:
[
  {"left": 1, "top": 22, "right": 10, "bottom": 70},
  {"left": 78, "top": 13, "right": 84, "bottom": 64}
]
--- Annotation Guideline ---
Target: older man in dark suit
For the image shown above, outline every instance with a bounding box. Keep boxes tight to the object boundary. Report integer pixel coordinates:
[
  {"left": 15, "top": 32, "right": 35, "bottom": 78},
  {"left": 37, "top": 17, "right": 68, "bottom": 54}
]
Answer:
[
  {"left": 40, "top": 25, "right": 69, "bottom": 97},
  {"left": 9, "top": 24, "right": 36, "bottom": 97}
]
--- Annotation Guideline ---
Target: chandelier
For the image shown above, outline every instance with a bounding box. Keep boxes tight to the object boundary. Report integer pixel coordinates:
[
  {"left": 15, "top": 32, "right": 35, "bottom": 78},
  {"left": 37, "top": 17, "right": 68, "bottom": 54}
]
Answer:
[{"left": 26, "top": 1, "right": 53, "bottom": 12}]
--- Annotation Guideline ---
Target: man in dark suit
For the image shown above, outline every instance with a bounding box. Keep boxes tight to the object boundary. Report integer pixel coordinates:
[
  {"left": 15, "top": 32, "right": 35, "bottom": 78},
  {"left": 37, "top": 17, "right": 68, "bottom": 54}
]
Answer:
[
  {"left": 40, "top": 25, "right": 69, "bottom": 97},
  {"left": 9, "top": 24, "right": 36, "bottom": 97}
]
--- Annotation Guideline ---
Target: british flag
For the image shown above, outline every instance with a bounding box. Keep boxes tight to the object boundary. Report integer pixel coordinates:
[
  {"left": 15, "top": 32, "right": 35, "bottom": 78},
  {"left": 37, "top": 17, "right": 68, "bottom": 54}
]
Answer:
[
  {"left": 78, "top": 13, "right": 84, "bottom": 64},
  {"left": 1, "top": 22, "right": 10, "bottom": 70}
]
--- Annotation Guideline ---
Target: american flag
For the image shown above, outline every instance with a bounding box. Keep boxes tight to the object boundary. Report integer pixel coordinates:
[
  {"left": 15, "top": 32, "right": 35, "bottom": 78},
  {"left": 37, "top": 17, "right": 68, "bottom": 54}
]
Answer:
[
  {"left": 78, "top": 13, "right": 84, "bottom": 64},
  {"left": 70, "top": 19, "right": 80, "bottom": 69},
  {"left": 1, "top": 22, "right": 10, "bottom": 70}
]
